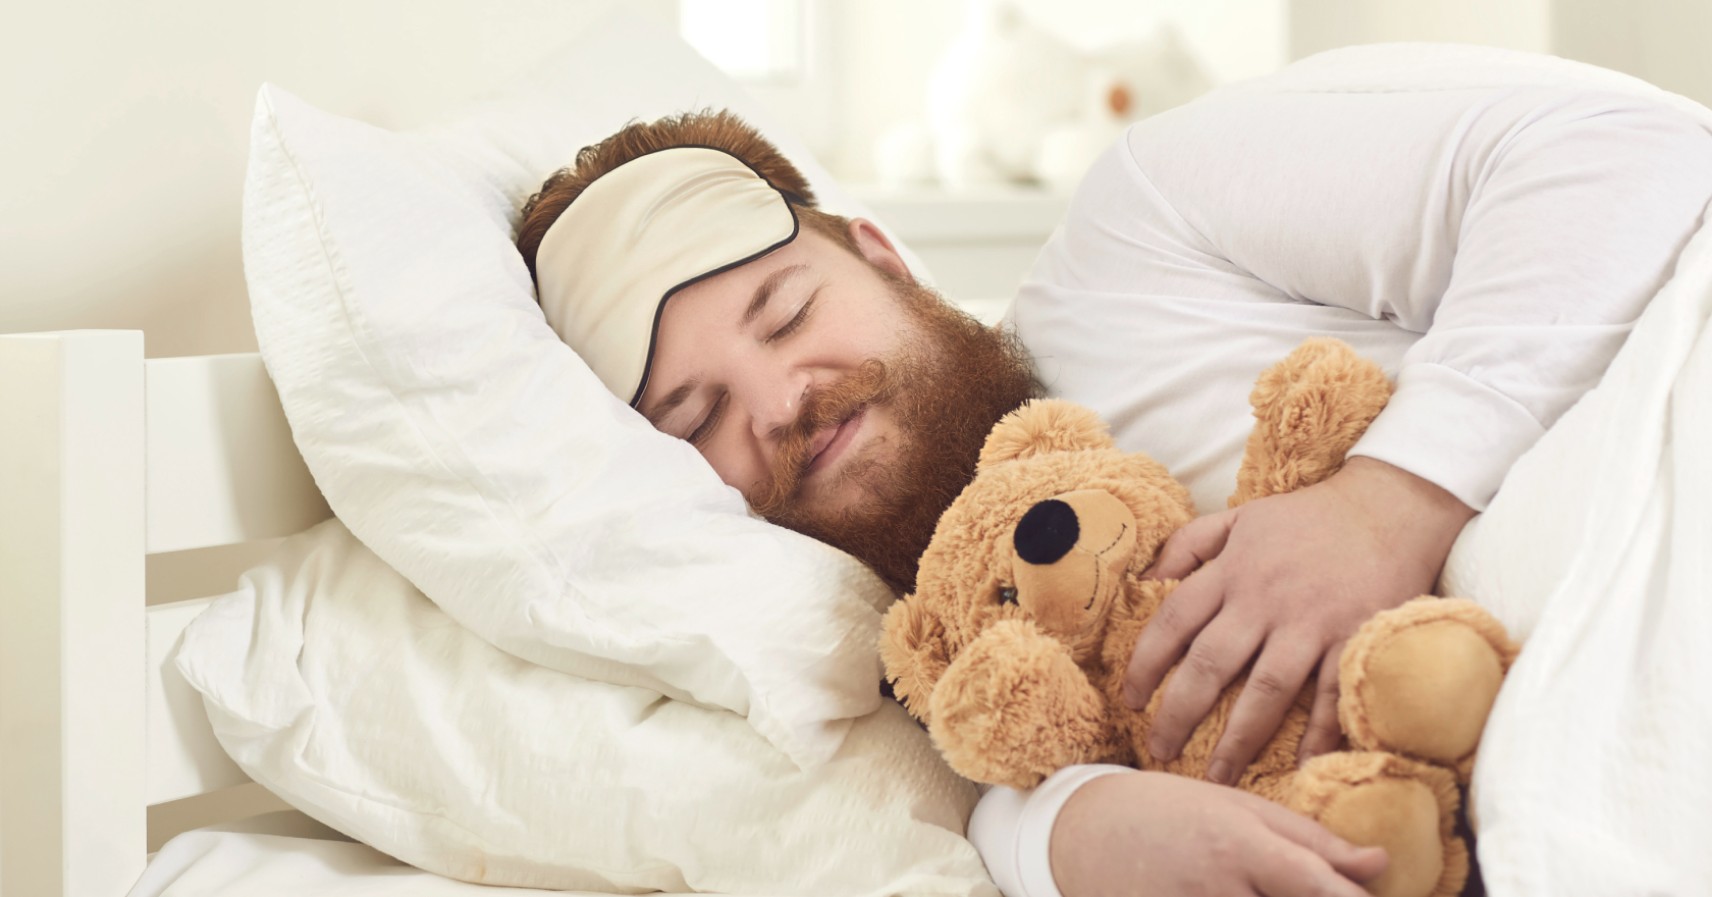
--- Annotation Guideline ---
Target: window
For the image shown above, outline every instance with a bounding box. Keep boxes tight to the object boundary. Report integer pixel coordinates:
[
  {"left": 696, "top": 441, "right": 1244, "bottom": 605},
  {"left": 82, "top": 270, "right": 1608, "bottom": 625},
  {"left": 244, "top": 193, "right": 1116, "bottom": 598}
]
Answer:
[
  {"left": 679, "top": 0, "right": 805, "bottom": 84},
  {"left": 675, "top": 0, "right": 838, "bottom": 161}
]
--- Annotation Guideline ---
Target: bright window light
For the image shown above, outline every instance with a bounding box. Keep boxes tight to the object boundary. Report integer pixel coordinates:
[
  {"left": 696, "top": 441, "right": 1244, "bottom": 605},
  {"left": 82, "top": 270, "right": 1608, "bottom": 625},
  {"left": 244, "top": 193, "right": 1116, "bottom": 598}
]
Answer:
[{"left": 680, "top": 0, "right": 803, "bottom": 82}]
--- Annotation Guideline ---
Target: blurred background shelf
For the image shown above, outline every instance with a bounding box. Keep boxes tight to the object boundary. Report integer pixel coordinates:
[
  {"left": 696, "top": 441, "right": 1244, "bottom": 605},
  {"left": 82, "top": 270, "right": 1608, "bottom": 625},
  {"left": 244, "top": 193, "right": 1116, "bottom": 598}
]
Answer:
[{"left": 850, "top": 184, "right": 1073, "bottom": 323}]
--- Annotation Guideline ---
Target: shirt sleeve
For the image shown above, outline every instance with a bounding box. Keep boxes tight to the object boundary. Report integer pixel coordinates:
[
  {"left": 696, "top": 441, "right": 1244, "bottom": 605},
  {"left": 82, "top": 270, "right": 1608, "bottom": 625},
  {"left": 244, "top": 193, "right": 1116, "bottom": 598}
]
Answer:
[
  {"left": 966, "top": 765, "right": 1133, "bottom": 897},
  {"left": 1123, "top": 84, "right": 1712, "bottom": 509}
]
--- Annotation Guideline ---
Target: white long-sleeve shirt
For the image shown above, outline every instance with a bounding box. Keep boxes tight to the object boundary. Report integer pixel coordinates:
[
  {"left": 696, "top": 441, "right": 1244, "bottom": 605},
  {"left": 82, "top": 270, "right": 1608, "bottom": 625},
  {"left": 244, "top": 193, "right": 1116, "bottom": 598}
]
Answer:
[{"left": 968, "top": 78, "right": 1712, "bottom": 897}]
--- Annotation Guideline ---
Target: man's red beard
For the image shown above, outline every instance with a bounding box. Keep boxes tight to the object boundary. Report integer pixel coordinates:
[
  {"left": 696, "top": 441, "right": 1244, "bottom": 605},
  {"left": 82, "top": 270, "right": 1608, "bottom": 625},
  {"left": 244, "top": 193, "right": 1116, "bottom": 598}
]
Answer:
[{"left": 750, "top": 275, "right": 1040, "bottom": 593}]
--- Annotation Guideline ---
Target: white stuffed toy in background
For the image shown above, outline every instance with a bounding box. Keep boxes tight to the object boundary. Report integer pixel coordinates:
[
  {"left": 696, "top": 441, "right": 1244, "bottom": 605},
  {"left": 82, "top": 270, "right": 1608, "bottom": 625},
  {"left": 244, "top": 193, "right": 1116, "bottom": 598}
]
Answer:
[
  {"left": 925, "top": 0, "right": 1087, "bottom": 188},
  {"left": 874, "top": 0, "right": 1214, "bottom": 191}
]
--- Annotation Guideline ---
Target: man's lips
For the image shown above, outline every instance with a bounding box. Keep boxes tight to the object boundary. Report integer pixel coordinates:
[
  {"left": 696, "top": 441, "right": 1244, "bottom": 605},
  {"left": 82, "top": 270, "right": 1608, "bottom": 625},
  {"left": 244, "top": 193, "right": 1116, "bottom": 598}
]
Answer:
[{"left": 806, "top": 405, "right": 867, "bottom": 476}]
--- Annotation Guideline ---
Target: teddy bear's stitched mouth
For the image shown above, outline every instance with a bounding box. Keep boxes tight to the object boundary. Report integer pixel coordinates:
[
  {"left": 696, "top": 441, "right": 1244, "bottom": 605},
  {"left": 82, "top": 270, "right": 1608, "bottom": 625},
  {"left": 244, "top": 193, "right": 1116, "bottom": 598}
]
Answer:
[{"left": 1082, "top": 523, "right": 1130, "bottom": 611}]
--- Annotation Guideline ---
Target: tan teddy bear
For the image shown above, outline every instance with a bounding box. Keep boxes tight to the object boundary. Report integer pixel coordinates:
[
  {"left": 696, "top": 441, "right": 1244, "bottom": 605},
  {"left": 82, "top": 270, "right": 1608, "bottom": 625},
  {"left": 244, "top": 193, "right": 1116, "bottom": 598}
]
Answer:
[{"left": 880, "top": 338, "right": 1520, "bottom": 897}]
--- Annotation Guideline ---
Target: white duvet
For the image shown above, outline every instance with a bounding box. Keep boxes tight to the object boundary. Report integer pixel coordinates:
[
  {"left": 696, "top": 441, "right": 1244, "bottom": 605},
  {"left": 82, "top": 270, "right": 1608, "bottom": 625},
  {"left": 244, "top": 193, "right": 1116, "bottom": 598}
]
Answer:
[
  {"left": 1440, "top": 192, "right": 1712, "bottom": 892},
  {"left": 1255, "top": 45, "right": 1712, "bottom": 897}
]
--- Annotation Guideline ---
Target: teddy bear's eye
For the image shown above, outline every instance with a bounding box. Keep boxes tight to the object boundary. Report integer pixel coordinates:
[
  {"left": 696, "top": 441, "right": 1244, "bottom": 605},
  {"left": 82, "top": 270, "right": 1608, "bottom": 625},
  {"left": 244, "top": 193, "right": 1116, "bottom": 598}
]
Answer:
[{"left": 998, "top": 586, "right": 1018, "bottom": 605}]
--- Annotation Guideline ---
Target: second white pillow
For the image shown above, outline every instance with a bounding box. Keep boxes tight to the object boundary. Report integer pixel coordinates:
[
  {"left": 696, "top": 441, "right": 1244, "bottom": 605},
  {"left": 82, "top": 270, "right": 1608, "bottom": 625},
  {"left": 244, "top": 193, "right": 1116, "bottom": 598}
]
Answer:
[{"left": 176, "top": 518, "right": 995, "bottom": 895}]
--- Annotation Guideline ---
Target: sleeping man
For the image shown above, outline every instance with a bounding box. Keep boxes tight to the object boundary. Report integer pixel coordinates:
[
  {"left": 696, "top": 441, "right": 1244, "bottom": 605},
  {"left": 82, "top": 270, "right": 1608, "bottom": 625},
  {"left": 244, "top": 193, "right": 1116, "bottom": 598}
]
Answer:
[{"left": 514, "top": 77, "right": 1712, "bottom": 897}]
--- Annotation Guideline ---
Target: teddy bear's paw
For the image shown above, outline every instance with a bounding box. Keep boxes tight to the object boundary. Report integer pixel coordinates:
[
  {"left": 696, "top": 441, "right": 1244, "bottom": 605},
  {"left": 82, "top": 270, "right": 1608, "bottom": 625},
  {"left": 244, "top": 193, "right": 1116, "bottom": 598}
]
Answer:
[
  {"left": 1339, "top": 597, "right": 1520, "bottom": 780},
  {"left": 927, "top": 618, "right": 1118, "bottom": 789},
  {"left": 1290, "top": 752, "right": 1465, "bottom": 897}
]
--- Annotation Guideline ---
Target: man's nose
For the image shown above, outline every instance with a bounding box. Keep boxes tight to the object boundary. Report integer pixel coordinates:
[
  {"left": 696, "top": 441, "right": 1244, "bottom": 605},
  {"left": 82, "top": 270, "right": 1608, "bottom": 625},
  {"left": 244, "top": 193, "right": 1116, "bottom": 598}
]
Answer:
[{"left": 745, "top": 366, "right": 812, "bottom": 441}]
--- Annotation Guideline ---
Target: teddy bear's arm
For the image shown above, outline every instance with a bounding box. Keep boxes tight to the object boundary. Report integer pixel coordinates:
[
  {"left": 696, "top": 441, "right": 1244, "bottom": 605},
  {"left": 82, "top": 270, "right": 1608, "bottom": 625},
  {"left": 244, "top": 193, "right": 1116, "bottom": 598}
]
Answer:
[
  {"left": 1229, "top": 338, "right": 1392, "bottom": 507},
  {"left": 928, "top": 618, "right": 1130, "bottom": 790}
]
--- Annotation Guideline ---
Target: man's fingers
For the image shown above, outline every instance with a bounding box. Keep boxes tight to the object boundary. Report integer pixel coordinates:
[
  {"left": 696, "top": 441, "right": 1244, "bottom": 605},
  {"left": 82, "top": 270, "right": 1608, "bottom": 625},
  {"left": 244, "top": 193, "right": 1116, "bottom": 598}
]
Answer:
[
  {"left": 1140, "top": 509, "right": 1238, "bottom": 581},
  {"left": 1207, "top": 639, "right": 1318, "bottom": 785},
  {"left": 1121, "top": 566, "right": 1224, "bottom": 710},
  {"left": 1249, "top": 838, "right": 1379, "bottom": 897},
  {"left": 1248, "top": 798, "right": 1390, "bottom": 887},
  {"left": 1298, "top": 645, "right": 1347, "bottom": 765},
  {"left": 1145, "top": 616, "right": 1261, "bottom": 763}
]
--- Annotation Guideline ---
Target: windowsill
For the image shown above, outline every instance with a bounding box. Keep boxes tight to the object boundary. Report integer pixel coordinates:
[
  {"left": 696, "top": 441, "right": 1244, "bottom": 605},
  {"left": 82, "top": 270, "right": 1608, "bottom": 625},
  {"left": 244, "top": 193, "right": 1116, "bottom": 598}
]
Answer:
[{"left": 846, "top": 183, "right": 1069, "bottom": 313}]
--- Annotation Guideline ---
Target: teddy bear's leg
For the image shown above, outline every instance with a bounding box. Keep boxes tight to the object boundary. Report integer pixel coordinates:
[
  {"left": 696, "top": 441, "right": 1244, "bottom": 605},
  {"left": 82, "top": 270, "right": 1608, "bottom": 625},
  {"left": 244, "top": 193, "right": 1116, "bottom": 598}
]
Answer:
[
  {"left": 929, "top": 619, "right": 1130, "bottom": 790},
  {"left": 1339, "top": 597, "right": 1520, "bottom": 781},
  {"left": 1286, "top": 752, "right": 1466, "bottom": 897}
]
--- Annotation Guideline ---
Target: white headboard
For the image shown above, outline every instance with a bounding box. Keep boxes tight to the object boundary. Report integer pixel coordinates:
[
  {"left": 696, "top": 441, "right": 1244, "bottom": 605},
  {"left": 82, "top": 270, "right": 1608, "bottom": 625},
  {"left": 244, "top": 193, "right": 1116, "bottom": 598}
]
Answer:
[{"left": 0, "top": 330, "right": 332, "bottom": 897}]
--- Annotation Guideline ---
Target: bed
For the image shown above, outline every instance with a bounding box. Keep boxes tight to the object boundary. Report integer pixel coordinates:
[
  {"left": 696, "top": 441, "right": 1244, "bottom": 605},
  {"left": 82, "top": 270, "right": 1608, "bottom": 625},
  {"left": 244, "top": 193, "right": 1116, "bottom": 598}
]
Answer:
[
  {"left": 7, "top": 254, "right": 1711, "bottom": 897},
  {"left": 0, "top": 332, "right": 683, "bottom": 897},
  {"left": 0, "top": 331, "right": 334, "bottom": 895},
  {"left": 6, "top": 36, "right": 1712, "bottom": 897}
]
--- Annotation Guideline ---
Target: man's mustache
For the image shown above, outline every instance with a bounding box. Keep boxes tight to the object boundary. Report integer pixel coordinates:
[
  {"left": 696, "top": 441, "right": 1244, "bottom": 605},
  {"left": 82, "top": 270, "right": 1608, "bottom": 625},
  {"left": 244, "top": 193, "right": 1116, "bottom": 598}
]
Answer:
[{"left": 749, "top": 359, "right": 891, "bottom": 517}]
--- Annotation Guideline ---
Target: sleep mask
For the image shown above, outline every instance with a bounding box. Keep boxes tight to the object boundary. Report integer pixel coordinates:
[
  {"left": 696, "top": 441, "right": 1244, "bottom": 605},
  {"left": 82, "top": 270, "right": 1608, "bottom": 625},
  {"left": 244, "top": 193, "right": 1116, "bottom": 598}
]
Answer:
[{"left": 534, "top": 145, "right": 799, "bottom": 406}]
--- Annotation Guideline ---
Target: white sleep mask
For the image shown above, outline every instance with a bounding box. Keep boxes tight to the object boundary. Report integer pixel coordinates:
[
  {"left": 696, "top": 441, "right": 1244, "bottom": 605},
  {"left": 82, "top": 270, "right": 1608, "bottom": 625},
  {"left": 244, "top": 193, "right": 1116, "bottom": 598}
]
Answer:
[{"left": 533, "top": 145, "right": 800, "bottom": 405}]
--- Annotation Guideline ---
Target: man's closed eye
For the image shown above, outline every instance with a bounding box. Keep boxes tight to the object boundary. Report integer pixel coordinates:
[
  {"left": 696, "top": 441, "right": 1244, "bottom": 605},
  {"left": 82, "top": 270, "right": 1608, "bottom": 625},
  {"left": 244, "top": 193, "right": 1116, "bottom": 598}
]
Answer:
[
  {"left": 688, "top": 392, "right": 727, "bottom": 446},
  {"left": 766, "top": 289, "right": 819, "bottom": 343}
]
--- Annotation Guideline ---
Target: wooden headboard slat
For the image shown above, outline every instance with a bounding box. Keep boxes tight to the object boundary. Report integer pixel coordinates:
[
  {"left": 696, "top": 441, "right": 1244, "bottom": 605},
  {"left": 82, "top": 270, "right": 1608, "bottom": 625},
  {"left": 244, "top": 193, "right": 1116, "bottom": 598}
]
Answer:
[
  {"left": 0, "top": 331, "right": 149, "bottom": 897},
  {"left": 144, "top": 353, "right": 331, "bottom": 554},
  {"left": 1, "top": 331, "right": 336, "bottom": 896}
]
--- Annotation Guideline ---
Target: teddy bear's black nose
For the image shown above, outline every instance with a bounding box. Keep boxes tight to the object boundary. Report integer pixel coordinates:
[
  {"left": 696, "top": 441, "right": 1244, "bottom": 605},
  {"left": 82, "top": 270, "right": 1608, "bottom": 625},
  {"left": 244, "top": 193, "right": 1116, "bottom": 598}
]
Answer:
[{"left": 1015, "top": 498, "right": 1080, "bottom": 566}]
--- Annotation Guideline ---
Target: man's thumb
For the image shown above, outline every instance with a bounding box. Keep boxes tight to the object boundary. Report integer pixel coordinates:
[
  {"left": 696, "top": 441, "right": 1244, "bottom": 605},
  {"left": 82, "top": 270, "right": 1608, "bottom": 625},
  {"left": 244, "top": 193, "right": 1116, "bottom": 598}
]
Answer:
[
  {"left": 1332, "top": 844, "right": 1389, "bottom": 883},
  {"left": 1141, "top": 509, "right": 1237, "bottom": 581}
]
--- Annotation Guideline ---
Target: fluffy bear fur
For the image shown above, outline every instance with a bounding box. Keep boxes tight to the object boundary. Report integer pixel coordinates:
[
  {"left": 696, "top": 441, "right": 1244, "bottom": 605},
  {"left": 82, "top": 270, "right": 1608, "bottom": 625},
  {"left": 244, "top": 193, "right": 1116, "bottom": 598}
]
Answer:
[{"left": 880, "top": 338, "right": 1521, "bottom": 897}]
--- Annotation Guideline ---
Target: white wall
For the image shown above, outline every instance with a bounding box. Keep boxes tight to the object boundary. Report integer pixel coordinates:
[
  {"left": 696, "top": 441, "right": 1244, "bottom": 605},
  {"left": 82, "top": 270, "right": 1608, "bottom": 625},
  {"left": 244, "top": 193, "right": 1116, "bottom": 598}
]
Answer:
[
  {"left": 0, "top": 0, "right": 671, "bottom": 358},
  {"left": 1291, "top": 0, "right": 1712, "bottom": 105},
  {"left": 1552, "top": 0, "right": 1712, "bottom": 105},
  {"left": 1290, "top": 0, "right": 1553, "bottom": 58}
]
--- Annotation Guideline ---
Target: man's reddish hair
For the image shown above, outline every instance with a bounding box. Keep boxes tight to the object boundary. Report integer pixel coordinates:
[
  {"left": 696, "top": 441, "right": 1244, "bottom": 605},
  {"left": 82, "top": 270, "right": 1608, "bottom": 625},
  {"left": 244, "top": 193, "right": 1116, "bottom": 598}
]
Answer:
[{"left": 516, "top": 109, "right": 857, "bottom": 281}]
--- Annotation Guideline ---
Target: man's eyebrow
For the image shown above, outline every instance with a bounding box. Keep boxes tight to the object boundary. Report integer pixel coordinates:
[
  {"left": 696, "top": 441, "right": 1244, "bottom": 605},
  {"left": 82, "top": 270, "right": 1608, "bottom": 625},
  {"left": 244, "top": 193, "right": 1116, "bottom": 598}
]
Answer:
[
  {"left": 742, "top": 264, "right": 809, "bottom": 327},
  {"left": 643, "top": 378, "right": 699, "bottom": 427}
]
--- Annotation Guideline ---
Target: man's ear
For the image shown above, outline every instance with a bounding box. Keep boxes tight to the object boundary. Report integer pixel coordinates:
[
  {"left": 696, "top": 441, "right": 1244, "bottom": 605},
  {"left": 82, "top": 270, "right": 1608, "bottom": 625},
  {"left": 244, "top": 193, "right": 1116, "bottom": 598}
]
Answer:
[
  {"left": 878, "top": 596, "right": 951, "bottom": 725},
  {"left": 848, "top": 217, "right": 913, "bottom": 282},
  {"left": 978, "top": 399, "right": 1115, "bottom": 471}
]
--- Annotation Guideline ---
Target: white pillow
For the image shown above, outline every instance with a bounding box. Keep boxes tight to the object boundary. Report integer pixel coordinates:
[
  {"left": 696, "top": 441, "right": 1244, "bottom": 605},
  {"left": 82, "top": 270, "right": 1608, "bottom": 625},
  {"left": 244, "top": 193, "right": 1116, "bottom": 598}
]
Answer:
[
  {"left": 242, "top": 11, "right": 921, "bottom": 769},
  {"left": 175, "top": 519, "right": 995, "bottom": 895}
]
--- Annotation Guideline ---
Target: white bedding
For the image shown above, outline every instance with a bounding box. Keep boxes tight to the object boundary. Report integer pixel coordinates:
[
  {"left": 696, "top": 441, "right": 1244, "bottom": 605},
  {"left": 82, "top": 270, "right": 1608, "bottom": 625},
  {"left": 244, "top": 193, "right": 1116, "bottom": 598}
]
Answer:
[
  {"left": 173, "top": 517, "right": 992, "bottom": 895},
  {"left": 129, "top": 819, "right": 618, "bottom": 897}
]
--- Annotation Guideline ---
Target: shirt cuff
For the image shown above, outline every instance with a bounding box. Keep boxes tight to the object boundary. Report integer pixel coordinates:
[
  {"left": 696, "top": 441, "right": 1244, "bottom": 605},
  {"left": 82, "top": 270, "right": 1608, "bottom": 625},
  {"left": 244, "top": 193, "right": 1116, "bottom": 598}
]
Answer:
[
  {"left": 967, "top": 765, "right": 1134, "bottom": 897},
  {"left": 1348, "top": 362, "right": 1546, "bottom": 512}
]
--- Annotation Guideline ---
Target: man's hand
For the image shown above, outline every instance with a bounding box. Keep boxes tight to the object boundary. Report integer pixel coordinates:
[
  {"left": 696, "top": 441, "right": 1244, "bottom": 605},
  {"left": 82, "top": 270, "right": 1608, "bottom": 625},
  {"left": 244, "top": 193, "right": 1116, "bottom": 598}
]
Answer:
[
  {"left": 1050, "top": 770, "right": 1388, "bottom": 897},
  {"left": 1120, "top": 457, "right": 1475, "bottom": 783}
]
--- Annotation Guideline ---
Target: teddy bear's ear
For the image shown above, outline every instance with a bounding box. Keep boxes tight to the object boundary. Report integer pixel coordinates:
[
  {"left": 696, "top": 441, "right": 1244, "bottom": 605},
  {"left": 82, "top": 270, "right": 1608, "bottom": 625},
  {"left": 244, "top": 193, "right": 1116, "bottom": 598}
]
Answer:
[
  {"left": 977, "top": 399, "right": 1115, "bottom": 471},
  {"left": 879, "top": 596, "right": 953, "bottom": 725}
]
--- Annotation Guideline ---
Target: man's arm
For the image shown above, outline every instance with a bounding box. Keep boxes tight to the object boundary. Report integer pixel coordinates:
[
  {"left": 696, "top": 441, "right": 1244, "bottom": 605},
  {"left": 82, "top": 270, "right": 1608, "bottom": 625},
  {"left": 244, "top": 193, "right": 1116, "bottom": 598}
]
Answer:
[
  {"left": 968, "top": 766, "right": 1132, "bottom": 897},
  {"left": 969, "top": 767, "right": 1387, "bottom": 897},
  {"left": 1120, "top": 84, "right": 1712, "bottom": 775},
  {"left": 1125, "top": 84, "right": 1712, "bottom": 511}
]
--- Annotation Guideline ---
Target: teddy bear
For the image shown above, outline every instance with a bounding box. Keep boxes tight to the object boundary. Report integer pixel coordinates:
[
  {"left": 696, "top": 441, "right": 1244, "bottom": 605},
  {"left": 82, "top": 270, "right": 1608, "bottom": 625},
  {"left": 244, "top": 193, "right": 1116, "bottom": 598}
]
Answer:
[{"left": 879, "top": 338, "right": 1520, "bottom": 897}]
